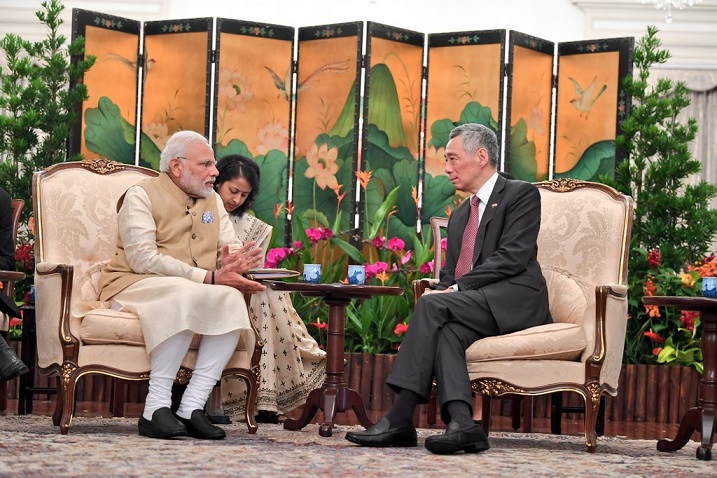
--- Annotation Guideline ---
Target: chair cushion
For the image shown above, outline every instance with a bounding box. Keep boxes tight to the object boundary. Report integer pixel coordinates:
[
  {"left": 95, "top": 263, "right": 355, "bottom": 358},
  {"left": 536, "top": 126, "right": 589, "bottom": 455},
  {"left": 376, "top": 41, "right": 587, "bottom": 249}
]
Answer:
[
  {"left": 465, "top": 265, "right": 591, "bottom": 363},
  {"left": 466, "top": 322, "right": 587, "bottom": 362}
]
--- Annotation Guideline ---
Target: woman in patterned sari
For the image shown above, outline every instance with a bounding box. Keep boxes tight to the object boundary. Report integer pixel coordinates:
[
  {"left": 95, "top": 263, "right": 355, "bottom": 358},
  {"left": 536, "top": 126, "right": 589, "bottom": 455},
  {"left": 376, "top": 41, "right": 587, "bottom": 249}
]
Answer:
[{"left": 213, "top": 154, "right": 325, "bottom": 423}]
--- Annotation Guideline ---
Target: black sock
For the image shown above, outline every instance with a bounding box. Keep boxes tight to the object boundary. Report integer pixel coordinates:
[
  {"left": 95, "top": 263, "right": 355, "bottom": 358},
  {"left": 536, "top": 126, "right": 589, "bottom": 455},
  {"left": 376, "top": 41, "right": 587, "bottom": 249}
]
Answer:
[
  {"left": 446, "top": 400, "right": 473, "bottom": 428},
  {"left": 385, "top": 389, "right": 420, "bottom": 428}
]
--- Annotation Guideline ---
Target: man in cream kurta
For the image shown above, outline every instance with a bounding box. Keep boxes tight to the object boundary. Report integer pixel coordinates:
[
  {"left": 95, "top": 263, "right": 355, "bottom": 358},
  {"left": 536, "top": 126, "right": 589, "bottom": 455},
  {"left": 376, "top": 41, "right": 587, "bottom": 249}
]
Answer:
[{"left": 99, "top": 130, "right": 265, "bottom": 440}]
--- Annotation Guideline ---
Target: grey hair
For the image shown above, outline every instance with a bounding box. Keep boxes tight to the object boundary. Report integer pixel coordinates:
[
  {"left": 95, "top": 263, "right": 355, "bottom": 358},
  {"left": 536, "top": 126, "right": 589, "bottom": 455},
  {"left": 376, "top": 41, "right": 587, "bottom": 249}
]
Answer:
[
  {"left": 448, "top": 123, "right": 499, "bottom": 167},
  {"left": 159, "top": 130, "right": 211, "bottom": 172}
]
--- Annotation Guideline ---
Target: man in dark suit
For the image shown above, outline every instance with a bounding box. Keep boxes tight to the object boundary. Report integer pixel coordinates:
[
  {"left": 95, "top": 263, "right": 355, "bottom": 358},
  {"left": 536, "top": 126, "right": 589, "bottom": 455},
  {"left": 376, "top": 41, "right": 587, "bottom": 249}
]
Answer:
[{"left": 346, "top": 123, "right": 551, "bottom": 454}]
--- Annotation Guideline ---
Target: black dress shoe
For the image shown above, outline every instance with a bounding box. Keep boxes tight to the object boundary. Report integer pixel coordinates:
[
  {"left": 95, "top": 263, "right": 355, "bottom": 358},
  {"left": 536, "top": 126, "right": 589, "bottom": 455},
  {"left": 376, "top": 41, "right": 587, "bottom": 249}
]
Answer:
[
  {"left": 256, "top": 410, "right": 279, "bottom": 424},
  {"left": 0, "top": 339, "right": 28, "bottom": 381},
  {"left": 138, "top": 407, "right": 188, "bottom": 439},
  {"left": 176, "top": 409, "right": 226, "bottom": 440},
  {"left": 206, "top": 414, "right": 232, "bottom": 425},
  {"left": 424, "top": 421, "right": 490, "bottom": 455},
  {"left": 345, "top": 417, "right": 417, "bottom": 447}
]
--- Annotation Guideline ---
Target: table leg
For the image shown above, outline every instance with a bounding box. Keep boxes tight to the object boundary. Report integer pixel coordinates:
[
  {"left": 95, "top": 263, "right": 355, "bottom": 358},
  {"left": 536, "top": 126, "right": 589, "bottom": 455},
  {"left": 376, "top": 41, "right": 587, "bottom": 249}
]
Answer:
[
  {"left": 657, "top": 310, "right": 717, "bottom": 460},
  {"left": 283, "top": 296, "right": 374, "bottom": 436}
]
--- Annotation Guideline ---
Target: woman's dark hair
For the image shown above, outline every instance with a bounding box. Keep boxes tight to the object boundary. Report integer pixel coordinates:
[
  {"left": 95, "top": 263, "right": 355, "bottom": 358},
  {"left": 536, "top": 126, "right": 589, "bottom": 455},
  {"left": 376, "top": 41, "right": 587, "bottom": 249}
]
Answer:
[{"left": 215, "top": 154, "right": 261, "bottom": 217}]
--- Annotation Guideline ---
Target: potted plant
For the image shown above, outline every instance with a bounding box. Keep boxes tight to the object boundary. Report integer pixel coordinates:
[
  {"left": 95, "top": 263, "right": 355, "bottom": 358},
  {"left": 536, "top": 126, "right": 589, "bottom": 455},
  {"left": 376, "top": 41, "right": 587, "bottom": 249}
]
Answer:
[{"left": 0, "top": 0, "right": 95, "bottom": 300}]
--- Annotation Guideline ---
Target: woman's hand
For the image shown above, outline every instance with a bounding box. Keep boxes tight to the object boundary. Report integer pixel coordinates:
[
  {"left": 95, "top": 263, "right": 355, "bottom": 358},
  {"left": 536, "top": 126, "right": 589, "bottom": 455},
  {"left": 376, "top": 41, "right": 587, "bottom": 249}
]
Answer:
[{"left": 221, "top": 242, "right": 263, "bottom": 274}]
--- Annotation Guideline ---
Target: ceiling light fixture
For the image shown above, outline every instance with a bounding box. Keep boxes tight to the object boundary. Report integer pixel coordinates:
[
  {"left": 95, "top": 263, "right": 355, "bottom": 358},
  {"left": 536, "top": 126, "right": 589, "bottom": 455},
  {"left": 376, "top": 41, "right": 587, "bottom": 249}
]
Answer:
[{"left": 639, "top": 0, "right": 703, "bottom": 23}]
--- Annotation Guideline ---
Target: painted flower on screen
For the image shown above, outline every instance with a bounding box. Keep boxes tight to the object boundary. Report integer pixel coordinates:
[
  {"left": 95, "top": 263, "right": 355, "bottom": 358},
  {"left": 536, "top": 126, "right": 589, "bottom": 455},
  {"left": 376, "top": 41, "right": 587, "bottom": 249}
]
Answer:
[
  {"left": 218, "top": 68, "right": 254, "bottom": 112},
  {"left": 304, "top": 143, "right": 339, "bottom": 190},
  {"left": 256, "top": 119, "right": 289, "bottom": 156}
]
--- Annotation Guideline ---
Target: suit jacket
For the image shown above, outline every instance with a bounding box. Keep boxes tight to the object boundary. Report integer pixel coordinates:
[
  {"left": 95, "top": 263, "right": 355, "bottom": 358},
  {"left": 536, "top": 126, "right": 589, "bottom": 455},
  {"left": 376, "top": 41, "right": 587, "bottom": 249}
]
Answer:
[{"left": 438, "top": 174, "right": 551, "bottom": 334}]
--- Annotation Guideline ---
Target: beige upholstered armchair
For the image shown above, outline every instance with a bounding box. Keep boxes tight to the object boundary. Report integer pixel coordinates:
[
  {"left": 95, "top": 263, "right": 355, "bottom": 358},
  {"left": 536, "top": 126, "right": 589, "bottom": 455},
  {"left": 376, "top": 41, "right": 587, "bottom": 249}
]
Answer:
[
  {"left": 414, "top": 179, "right": 634, "bottom": 453},
  {"left": 32, "top": 159, "right": 262, "bottom": 434}
]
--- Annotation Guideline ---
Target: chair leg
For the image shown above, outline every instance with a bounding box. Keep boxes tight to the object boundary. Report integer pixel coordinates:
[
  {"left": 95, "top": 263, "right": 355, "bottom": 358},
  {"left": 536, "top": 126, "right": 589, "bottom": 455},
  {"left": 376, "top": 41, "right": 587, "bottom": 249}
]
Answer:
[
  {"left": 51, "top": 376, "right": 63, "bottom": 427},
  {"left": 511, "top": 396, "right": 521, "bottom": 430},
  {"left": 583, "top": 394, "right": 600, "bottom": 453},
  {"left": 110, "top": 378, "right": 126, "bottom": 417},
  {"left": 596, "top": 395, "right": 606, "bottom": 437},
  {"left": 522, "top": 396, "right": 534, "bottom": 433},
  {"left": 550, "top": 392, "right": 563, "bottom": 434},
  {"left": 243, "top": 373, "right": 258, "bottom": 434},
  {"left": 427, "top": 387, "right": 438, "bottom": 426},
  {"left": 59, "top": 374, "right": 79, "bottom": 434},
  {"left": 481, "top": 395, "right": 493, "bottom": 434}
]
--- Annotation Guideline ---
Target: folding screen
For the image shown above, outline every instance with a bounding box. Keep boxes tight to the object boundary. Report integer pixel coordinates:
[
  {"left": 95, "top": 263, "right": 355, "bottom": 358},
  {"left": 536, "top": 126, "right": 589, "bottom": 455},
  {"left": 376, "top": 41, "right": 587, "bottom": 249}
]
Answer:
[
  {"left": 292, "top": 22, "right": 363, "bottom": 237},
  {"left": 139, "top": 18, "right": 213, "bottom": 170},
  {"left": 505, "top": 31, "right": 554, "bottom": 182},
  {"left": 214, "top": 19, "right": 294, "bottom": 237},
  {"left": 71, "top": 10, "right": 140, "bottom": 165},
  {"left": 553, "top": 37, "right": 634, "bottom": 181},
  {"left": 424, "top": 29, "right": 506, "bottom": 224},
  {"left": 361, "top": 22, "right": 425, "bottom": 246}
]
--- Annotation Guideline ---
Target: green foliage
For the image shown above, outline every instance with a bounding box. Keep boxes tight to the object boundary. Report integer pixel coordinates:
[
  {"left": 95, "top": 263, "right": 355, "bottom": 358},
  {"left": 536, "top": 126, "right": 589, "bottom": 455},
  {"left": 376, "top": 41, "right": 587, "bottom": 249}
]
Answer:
[
  {"left": 0, "top": 0, "right": 95, "bottom": 299},
  {"left": 608, "top": 26, "right": 717, "bottom": 370}
]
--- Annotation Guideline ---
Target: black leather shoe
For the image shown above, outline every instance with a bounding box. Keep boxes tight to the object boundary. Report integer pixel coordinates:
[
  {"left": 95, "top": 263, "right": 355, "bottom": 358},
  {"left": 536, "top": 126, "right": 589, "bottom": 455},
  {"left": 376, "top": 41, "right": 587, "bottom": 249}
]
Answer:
[
  {"left": 0, "top": 339, "right": 28, "bottom": 381},
  {"left": 345, "top": 417, "right": 417, "bottom": 447},
  {"left": 424, "top": 421, "right": 490, "bottom": 455},
  {"left": 176, "top": 409, "right": 226, "bottom": 440},
  {"left": 138, "top": 407, "right": 188, "bottom": 439},
  {"left": 206, "top": 414, "right": 231, "bottom": 425}
]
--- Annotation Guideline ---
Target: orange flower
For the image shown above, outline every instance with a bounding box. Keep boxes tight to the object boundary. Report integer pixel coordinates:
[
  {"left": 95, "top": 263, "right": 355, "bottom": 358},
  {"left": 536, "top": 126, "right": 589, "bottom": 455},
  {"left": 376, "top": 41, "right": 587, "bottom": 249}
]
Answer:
[
  {"left": 643, "top": 278, "right": 656, "bottom": 296},
  {"left": 356, "top": 170, "right": 372, "bottom": 190},
  {"left": 394, "top": 322, "right": 408, "bottom": 335},
  {"left": 375, "top": 271, "right": 390, "bottom": 284},
  {"left": 411, "top": 186, "right": 420, "bottom": 207},
  {"left": 332, "top": 184, "right": 346, "bottom": 204},
  {"left": 445, "top": 206, "right": 452, "bottom": 218},
  {"left": 273, "top": 203, "right": 284, "bottom": 220},
  {"left": 646, "top": 305, "right": 661, "bottom": 318},
  {"left": 286, "top": 201, "right": 295, "bottom": 216},
  {"left": 28, "top": 215, "right": 35, "bottom": 237},
  {"left": 310, "top": 318, "right": 327, "bottom": 330}
]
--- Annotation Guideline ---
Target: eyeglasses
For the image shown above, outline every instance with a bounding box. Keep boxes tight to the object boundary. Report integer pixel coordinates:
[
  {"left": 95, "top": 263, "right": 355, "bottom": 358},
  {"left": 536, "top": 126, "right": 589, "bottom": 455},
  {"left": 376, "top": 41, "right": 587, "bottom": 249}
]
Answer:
[{"left": 175, "top": 156, "right": 217, "bottom": 169}]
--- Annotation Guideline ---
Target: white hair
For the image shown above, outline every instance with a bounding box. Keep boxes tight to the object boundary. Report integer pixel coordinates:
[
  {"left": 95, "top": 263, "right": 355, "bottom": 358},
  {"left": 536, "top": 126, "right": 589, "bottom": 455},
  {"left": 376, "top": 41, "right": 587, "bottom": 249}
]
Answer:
[{"left": 158, "top": 130, "right": 211, "bottom": 172}]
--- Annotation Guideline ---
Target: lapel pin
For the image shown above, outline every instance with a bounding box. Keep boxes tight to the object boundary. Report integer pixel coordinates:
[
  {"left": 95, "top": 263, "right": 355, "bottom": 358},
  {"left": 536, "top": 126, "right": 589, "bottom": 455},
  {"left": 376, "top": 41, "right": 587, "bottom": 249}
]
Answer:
[{"left": 491, "top": 203, "right": 498, "bottom": 208}]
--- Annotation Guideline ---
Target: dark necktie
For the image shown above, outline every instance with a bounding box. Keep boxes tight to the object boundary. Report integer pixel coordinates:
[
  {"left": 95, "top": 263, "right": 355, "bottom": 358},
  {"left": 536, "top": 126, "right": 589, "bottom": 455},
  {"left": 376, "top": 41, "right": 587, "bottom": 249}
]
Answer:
[{"left": 454, "top": 196, "right": 480, "bottom": 279}]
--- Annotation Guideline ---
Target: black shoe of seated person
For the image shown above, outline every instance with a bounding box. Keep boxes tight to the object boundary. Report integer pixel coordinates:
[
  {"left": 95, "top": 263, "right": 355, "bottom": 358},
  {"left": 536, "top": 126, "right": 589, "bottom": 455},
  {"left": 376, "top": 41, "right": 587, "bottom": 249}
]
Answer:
[
  {"left": 176, "top": 409, "right": 226, "bottom": 440},
  {"left": 0, "top": 338, "right": 28, "bottom": 381},
  {"left": 138, "top": 407, "right": 188, "bottom": 439},
  {"left": 424, "top": 420, "right": 490, "bottom": 455},
  {"left": 345, "top": 417, "right": 417, "bottom": 447}
]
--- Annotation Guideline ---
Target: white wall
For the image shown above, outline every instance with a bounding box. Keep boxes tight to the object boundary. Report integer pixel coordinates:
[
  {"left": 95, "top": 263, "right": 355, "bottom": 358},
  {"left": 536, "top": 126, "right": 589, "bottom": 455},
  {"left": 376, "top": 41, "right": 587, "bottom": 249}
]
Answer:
[{"left": 0, "top": 0, "right": 582, "bottom": 46}]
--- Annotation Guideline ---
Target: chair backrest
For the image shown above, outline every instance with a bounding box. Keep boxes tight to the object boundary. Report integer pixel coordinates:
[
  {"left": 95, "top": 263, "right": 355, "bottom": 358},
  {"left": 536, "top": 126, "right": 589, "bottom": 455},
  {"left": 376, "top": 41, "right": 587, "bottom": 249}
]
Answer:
[
  {"left": 33, "top": 159, "right": 159, "bottom": 306},
  {"left": 535, "top": 179, "right": 634, "bottom": 287},
  {"left": 429, "top": 179, "right": 634, "bottom": 287}
]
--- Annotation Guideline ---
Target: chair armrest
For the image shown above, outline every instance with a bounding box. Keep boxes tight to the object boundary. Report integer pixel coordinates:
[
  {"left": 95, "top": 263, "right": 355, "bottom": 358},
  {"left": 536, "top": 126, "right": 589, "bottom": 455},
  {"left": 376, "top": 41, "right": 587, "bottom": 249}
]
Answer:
[
  {"left": 35, "top": 261, "right": 80, "bottom": 369},
  {"left": 586, "top": 284, "right": 628, "bottom": 390},
  {"left": 412, "top": 278, "right": 439, "bottom": 304}
]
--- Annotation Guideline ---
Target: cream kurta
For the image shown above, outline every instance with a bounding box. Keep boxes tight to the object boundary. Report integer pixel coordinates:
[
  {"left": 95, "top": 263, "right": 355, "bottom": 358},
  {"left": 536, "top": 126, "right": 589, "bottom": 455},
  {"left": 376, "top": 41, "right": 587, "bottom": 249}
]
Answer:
[
  {"left": 100, "top": 178, "right": 252, "bottom": 353},
  {"left": 221, "top": 214, "right": 326, "bottom": 416}
]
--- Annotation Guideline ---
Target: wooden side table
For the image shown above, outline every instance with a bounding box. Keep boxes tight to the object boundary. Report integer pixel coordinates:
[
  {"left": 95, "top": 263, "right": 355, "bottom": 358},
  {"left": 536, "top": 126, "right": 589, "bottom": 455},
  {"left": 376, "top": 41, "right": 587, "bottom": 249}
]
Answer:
[
  {"left": 263, "top": 280, "right": 404, "bottom": 437},
  {"left": 18, "top": 305, "right": 57, "bottom": 415},
  {"left": 642, "top": 296, "right": 717, "bottom": 460}
]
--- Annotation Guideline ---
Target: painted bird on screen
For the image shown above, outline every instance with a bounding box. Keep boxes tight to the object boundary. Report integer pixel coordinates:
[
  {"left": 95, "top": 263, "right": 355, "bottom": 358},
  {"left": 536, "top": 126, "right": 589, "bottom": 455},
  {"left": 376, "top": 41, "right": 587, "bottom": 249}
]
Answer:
[
  {"left": 264, "top": 58, "right": 350, "bottom": 100},
  {"left": 568, "top": 76, "right": 607, "bottom": 119}
]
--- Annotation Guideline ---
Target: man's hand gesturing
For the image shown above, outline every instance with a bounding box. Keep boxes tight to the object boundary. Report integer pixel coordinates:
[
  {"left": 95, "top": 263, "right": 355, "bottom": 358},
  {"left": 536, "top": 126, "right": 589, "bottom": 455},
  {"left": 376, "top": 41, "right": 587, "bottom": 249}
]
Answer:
[{"left": 214, "top": 242, "right": 266, "bottom": 293}]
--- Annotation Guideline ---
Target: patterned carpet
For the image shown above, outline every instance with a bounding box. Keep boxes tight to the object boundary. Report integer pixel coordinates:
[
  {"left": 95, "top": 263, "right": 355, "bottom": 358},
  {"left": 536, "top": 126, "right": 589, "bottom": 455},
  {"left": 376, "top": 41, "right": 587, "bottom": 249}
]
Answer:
[{"left": 0, "top": 415, "right": 711, "bottom": 477}]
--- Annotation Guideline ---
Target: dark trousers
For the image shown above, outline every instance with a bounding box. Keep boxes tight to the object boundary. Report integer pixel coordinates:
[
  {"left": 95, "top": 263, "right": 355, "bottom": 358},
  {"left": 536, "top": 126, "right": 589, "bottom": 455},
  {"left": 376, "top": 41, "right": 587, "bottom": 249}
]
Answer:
[{"left": 386, "top": 289, "right": 500, "bottom": 423}]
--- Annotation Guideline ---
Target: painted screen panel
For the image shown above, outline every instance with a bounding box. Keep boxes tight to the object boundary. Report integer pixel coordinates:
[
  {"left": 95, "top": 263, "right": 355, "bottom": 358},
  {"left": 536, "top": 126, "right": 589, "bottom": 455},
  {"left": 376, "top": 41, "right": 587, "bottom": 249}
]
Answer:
[
  {"left": 424, "top": 30, "right": 506, "bottom": 218},
  {"left": 139, "top": 18, "right": 213, "bottom": 170},
  {"left": 292, "top": 22, "right": 363, "bottom": 239},
  {"left": 505, "top": 31, "right": 554, "bottom": 182},
  {"left": 554, "top": 37, "right": 634, "bottom": 181},
  {"left": 214, "top": 20, "right": 294, "bottom": 235},
  {"left": 71, "top": 9, "right": 140, "bottom": 164},
  {"left": 362, "top": 22, "right": 425, "bottom": 245}
]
